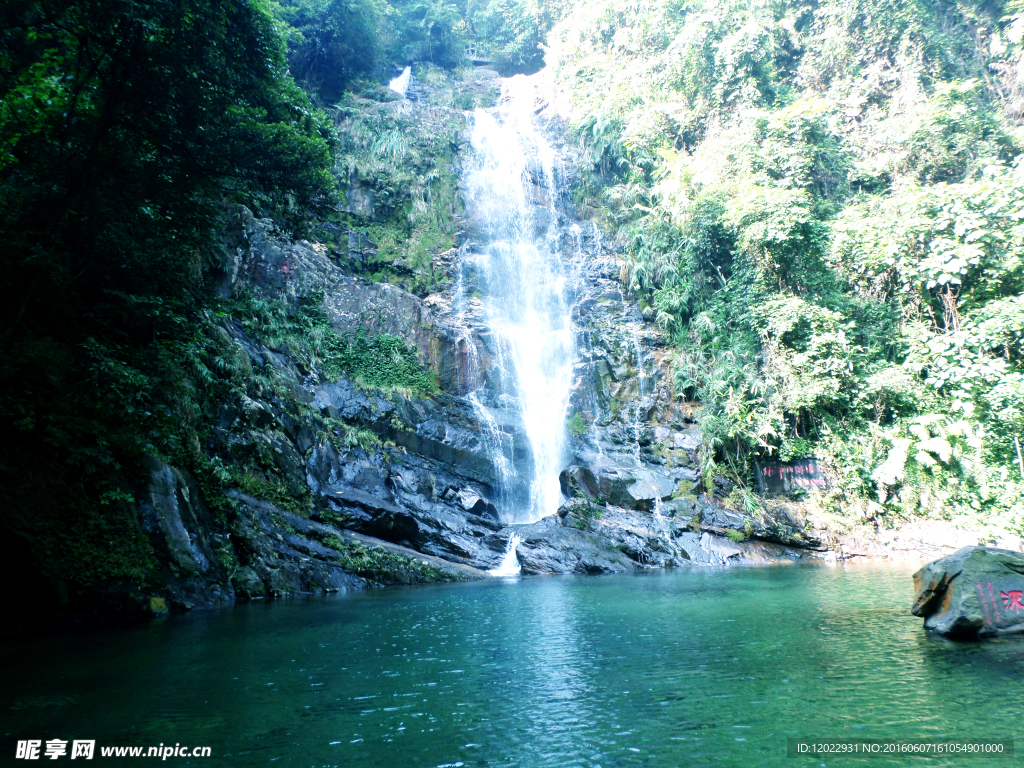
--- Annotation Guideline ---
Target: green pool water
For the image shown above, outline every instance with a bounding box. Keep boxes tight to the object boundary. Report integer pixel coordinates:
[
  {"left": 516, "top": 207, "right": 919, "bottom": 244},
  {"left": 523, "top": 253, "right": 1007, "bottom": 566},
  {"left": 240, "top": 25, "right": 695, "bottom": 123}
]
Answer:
[{"left": 3, "top": 564, "right": 1022, "bottom": 767}]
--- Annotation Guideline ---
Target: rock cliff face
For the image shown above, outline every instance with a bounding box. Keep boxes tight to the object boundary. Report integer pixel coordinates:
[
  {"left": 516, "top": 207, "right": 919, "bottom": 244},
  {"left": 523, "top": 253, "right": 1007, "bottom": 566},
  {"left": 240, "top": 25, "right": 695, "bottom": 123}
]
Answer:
[
  {"left": 128, "top": 203, "right": 829, "bottom": 617},
  {"left": 88, "top": 100, "right": 837, "bottom": 621}
]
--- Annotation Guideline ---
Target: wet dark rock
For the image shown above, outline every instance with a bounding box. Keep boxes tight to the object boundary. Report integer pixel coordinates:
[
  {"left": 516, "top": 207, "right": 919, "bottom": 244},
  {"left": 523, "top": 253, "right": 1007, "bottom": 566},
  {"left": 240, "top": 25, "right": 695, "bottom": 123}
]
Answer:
[
  {"left": 912, "top": 546, "right": 1024, "bottom": 638},
  {"left": 137, "top": 459, "right": 234, "bottom": 610},
  {"left": 141, "top": 461, "right": 216, "bottom": 577},
  {"left": 560, "top": 465, "right": 600, "bottom": 498},
  {"left": 195, "top": 172, "right": 831, "bottom": 596},
  {"left": 74, "top": 132, "right": 838, "bottom": 629},
  {"left": 503, "top": 505, "right": 812, "bottom": 574},
  {"left": 515, "top": 516, "right": 635, "bottom": 574},
  {"left": 564, "top": 452, "right": 695, "bottom": 513},
  {"left": 227, "top": 492, "right": 367, "bottom": 597},
  {"left": 231, "top": 567, "right": 267, "bottom": 600},
  {"left": 456, "top": 489, "right": 498, "bottom": 517}
]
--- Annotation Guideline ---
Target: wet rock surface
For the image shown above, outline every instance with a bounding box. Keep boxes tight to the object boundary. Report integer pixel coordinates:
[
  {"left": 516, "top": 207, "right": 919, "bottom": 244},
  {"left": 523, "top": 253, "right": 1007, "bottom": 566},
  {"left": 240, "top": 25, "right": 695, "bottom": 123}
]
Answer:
[
  {"left": 112, "top": 106, "right": 838, "bottom": 619},
  {"left": 912, "top": 546, "right": 1024, "bottom": 638},
  {"left": 166, "top": 211, "right": 827, "bottom": 607}
]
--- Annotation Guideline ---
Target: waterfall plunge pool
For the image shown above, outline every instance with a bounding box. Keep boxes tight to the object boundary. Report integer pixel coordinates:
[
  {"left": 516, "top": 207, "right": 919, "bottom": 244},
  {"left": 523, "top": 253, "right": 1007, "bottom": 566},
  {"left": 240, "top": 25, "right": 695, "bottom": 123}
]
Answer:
[{"left": 4, "top": 564, "right": 1021, "bottom": 767}]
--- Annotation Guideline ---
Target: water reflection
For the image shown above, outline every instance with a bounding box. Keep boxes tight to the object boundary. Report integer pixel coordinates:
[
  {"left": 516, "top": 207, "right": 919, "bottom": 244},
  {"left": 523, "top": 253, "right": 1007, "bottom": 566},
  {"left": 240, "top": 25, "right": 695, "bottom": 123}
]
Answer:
[{"left": 3, "top": 566, "right": 1024, "bottom": 767}]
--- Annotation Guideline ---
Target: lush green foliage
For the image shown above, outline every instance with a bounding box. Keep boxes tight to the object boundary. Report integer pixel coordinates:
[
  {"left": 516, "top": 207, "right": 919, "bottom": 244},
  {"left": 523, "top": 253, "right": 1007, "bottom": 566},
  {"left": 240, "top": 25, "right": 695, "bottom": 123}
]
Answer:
[
  {"left": 552, "top": 0, "right": 1024, "bottom": 530},
  {"left": 274, "top": 0, "right": 556, "bottom": 104},
  {"left": 323, "top": 331, "right": 437, "bottom": 392},
  {"left": 567, "top": 412, "right": 590, "bottom": 436},
  {"left": 0, "top": 0, "right": 337, "bottom": 584},
  {"left": 469, "top": 0, "right": 564, "bottom": 74},
  {"left": 321, "top": 71, "right": 471, "bottom": 295},
  {"left": 276, "top": 0, "right": 471, "bottom": 103},
  {"left": 274, "top": 0, "right": 391, "bottom": 103},
  {"left": 228, "top": 293, "right": 437, "bottom": 393},
  {"left": 326, "top": 537, "right": 461, "bottom": 583},
  {"left": 564, "top": 497, "right": 603, "bottom": 528}
]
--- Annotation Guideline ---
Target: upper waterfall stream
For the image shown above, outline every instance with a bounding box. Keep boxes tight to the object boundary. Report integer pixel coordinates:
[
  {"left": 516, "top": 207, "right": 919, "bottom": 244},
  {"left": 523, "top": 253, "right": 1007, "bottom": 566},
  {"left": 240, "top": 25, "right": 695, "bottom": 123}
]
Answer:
[{"left": 462, "top": 76, "right": 574, "bottom": 525}]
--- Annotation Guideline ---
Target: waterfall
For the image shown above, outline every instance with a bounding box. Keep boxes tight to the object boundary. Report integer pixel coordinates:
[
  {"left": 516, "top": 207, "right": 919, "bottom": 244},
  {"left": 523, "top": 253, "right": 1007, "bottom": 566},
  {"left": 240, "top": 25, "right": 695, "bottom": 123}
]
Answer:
[
  {"left": 620, "top": 292, "right": 649, "bottom": 468},
  {"left": 487, "top": 531, "right": 523, "bottom": 576},
  {"left": 388, "top": 66, "right": 411, "bottom": 96},
  {"left": 463, "top": 75, "right": 574, "bottom": 524}
]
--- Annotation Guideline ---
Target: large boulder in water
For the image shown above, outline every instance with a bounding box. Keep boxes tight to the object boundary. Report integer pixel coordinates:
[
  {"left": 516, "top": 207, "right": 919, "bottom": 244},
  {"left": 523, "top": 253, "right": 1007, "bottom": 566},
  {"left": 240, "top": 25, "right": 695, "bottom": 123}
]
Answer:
[{"left": 912, "top": 546, "right": 1024, "bottom": 638}]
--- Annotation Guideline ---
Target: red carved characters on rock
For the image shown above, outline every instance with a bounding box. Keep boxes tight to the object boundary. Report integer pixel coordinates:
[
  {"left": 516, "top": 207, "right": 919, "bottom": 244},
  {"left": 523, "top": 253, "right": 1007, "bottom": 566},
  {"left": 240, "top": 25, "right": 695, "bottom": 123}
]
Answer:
[{"left": 1001, "top": 590, "right": 1024, "bottom": 614}]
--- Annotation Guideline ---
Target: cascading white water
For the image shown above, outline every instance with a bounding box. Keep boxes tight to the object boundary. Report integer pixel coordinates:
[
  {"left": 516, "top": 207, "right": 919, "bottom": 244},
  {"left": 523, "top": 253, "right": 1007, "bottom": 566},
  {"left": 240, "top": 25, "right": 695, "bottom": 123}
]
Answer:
[
  {"left": 620, "top": 294, "right": 649, "bottom": 468},
  {"left": 487, "top": 532, "right": 523, "bottom": 576},
  {"left": 463, "top": 76, "right": 574, "bottom": 524},
  {"left": 388, "top": 66, "right": 412, "bottom": 96}
]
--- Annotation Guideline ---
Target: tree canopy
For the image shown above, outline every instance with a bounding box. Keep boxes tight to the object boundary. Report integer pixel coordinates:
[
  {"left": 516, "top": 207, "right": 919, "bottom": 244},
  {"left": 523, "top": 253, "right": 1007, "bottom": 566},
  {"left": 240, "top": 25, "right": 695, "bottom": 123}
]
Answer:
[
  {"left": 551, "top": 0, "right": 1024, "bottom": 527},
  {"left": 0, "top": 0, "right": 337, "bottom": 583}
]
